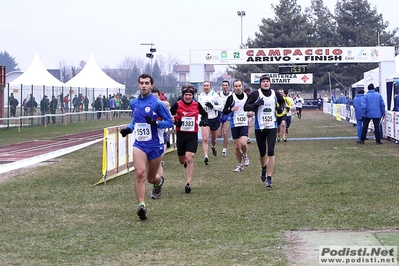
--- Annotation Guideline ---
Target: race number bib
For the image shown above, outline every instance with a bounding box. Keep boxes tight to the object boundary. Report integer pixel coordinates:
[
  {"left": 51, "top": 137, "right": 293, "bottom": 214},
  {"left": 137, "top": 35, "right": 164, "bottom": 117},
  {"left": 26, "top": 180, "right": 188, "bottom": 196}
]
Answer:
[
  {"left": 260, "top": 114, "right": 274, "bottom": 128},
  {"left": 135, "top": 123, "right": 152, "bottom": 141},
  {"left": 180, "top": 116, "right": 195, "bottom": 131},
  {"left": 234, "top": 113, "right": 247, "bottom": 126}
]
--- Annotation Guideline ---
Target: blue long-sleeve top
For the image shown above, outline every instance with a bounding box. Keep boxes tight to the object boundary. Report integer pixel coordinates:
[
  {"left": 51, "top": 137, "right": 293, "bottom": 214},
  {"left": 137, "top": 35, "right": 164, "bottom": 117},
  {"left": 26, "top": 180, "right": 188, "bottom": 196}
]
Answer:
[{"left": 127, "top": 93, "right": 173, "bottom": 148}]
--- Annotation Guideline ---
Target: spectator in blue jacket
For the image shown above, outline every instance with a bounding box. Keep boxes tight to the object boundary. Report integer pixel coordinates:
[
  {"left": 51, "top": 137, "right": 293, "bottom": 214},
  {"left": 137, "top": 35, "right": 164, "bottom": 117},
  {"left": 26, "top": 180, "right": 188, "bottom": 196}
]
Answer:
[
  {"left": 353, "top": 89, "right": 365, "bottom": 141},
  {"left": 337, "top": 93, "right": 346, "bottom": 104},
  {"left": 357, "top": 84, "right": 385, "bottom": 145}
]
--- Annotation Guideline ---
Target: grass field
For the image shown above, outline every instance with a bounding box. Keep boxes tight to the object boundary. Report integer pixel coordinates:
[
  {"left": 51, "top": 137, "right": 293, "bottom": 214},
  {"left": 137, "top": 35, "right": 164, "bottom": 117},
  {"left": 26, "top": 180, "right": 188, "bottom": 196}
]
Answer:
[{"left": 0, "top": 110, "right": 398, "bottom": 265}]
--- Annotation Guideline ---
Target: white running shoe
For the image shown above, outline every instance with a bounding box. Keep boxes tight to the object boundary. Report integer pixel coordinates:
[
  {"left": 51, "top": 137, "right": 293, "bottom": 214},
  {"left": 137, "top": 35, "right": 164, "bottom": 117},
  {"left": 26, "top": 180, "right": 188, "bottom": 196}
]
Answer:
[
  {"left": 242, "top": 154, "right": 250, "bottom": 166},
  {"left": 234, "top": 165, "right": 243, "bottom": 172}
]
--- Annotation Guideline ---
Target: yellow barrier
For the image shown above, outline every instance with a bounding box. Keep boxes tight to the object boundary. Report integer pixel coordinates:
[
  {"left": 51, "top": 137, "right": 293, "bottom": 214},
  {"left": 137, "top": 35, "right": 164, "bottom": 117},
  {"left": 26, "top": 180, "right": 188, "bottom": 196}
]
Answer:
[{"left": 96, "top": 126, "right": 176, "bottom": 185}]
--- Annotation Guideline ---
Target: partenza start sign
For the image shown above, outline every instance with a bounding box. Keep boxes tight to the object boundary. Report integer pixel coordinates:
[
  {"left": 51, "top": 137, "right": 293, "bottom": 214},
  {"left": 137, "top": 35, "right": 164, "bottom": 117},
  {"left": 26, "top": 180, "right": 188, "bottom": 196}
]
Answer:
[
  {"left": 190, "top": 46, "right": 395, "bottom": 65},
  {"left": 251, "top": 73, "right": 313, "bottom": 84}
]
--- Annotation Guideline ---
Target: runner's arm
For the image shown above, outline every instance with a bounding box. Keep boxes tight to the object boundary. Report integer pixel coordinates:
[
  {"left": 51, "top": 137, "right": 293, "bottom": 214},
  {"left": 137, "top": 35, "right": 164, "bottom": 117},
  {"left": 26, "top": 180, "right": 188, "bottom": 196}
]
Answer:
[{"left": 222, "top": 95, "right": 234, "bottom": 115}]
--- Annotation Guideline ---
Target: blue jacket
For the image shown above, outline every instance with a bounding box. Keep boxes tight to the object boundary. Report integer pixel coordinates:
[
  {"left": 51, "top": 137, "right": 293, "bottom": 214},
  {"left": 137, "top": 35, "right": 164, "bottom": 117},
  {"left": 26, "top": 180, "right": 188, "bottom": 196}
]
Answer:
[
  {"left": 361, "top": 89, "right": 385, "bottom": 118},
  {"left": 127, "top": 93, "right": 173, "bottom": 148},
  {"left": 337, "top": 94, "right": 346, "bottom": 104},
  {"left": 352, "top": 94, "right": 364, "bottom": 120}
]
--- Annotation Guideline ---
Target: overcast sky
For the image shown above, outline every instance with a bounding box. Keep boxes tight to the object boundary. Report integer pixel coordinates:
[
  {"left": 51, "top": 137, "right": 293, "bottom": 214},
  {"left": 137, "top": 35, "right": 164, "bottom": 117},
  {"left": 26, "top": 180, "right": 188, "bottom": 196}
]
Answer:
[{"left": 2, "top": 0, "right": 398, "bottom": 72}]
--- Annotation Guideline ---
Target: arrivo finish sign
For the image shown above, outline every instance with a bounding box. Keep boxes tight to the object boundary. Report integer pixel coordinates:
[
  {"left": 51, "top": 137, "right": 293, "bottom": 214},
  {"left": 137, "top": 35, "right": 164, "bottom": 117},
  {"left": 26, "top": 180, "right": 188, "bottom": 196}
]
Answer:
[
  {"left": 246, "top": 48, "right": 343, "bottom": 62},
  {"left": 190, "top": 46, "right": 394, "bottom": 65}
]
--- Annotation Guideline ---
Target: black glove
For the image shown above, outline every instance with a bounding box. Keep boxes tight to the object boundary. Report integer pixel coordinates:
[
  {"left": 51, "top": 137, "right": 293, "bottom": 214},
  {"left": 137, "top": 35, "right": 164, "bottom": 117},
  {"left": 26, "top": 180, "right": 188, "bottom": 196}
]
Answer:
[
  {"left": 174, "top": 120, "right": 183, "bottom": 127},
  {"left": 120, "top": 128, "right": 132, "bottom": 137},
  {"left": 205, "top": 102, "right": 213, "bottom": 109},
  {"left": 255, "top": 98, "right": 264, "bottom": 106},
  {"left": 276, "top": 107, "right": 283, "bottom": 114},
  {"left": 199, "top": 119, "right": 209, "bottom": 127},
  {"left": 145, "top": 116, "right": 158, "bottom": 126}
]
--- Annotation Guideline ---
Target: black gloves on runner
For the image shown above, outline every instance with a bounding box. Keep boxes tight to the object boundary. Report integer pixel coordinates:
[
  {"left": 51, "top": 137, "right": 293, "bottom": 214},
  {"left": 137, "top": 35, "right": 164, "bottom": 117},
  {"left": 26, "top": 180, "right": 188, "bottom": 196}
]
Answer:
[
  {"left": 205, "top": 102, "right": 213, "bottom": 109},
  {"left": 120, "top": 128, "right": 132, "bottom": 137},
  {"left": 174, "top": 120, "right": 183, "bottom": 127},
  {"left": 199, "top": 119, "right": 209, "bottom": 127},
  {"left": 145, "top": 116, "right": 158, "bottom": 126},
  {"left": 255, "top": 98, "right": 264, "bottom": 106}
]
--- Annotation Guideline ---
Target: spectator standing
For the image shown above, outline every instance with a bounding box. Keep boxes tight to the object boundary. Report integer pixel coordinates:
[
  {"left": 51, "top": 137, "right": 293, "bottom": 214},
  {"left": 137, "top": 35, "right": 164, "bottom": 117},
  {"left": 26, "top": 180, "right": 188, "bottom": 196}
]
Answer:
[
  {"left": 337, "top": 92, "right": 346, "bottom": 104},
  {"left": 40, "top": 95, "right": 49, "bottom": 125},
  {"left": 22, "top": 98, "right": 28, "bottom": 116},
  {"left": 101, "top": 95, "right": 111, "bottom": 119},
  {"left": 122, "top": 95, "right": 129, "bottom": 115},
  {"left": 114, "top": 94, "right": 122, "bottom": 118},
  {"left": 83, "top": 96, "right": 89, "bottom": 111},
  {"left": 27, "top": 94, "right": 37, "bottom": 116},
  {"left": 72, "top": 95, "right": 80, "bottom": 112},
  {"left": 357, "top": 84, "right": 385, "bottom": 145},
  {"left": 353, "top": 89, "right": 365, "bottom": 142},
  {"left": 317, "top": 95, "right": 323, "bottom": 113},
  {"left": 109, "top": 95, "right": 115, "bottom": 118},
  {"left": 50, "top": 95, "right": 58, "bottom": 124},
  {"left": 94, "top": 95, "right": 103, "bottom": 120},
  {"left": 63, "top": 94, "right": 70, "bottom": 113},
  {"left": 9, "top": 94, "right": 19, "bottom": 117}
]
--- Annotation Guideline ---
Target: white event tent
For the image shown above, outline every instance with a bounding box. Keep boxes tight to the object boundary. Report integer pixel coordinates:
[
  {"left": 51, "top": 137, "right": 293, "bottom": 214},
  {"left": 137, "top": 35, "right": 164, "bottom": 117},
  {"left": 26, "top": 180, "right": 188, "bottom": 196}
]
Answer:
[
  {"left": 352, "top": 55, "right": 399, "bottom": 91},
  {"left": 65, "top": 55, "right": 125, "bottom": 100},
  {"left": 7, "top": 55, "right": 65, "bottom": 105}
]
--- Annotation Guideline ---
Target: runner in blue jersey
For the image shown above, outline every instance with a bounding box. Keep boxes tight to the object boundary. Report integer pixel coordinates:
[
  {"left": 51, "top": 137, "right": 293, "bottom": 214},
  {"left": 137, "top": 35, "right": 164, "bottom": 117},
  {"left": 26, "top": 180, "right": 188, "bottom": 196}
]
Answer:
[{"left": 120, "top": 74, "right": 173, "bottom": 220}]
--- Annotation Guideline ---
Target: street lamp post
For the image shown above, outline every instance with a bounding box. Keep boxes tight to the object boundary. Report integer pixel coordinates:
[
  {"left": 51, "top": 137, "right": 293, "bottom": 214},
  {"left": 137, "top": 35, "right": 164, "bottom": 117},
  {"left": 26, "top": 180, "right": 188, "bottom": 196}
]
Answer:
[
  {"left": 237, "top": 11, "right": 246, "bottom": 48},
  {"left": 140, "top": 43, "right": 156, "bottom": 68}
]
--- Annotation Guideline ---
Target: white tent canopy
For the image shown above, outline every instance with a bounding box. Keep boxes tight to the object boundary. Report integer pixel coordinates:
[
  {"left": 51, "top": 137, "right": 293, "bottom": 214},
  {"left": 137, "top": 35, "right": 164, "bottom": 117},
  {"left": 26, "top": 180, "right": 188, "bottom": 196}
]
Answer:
[
  {"left": 363, "top": 67, "right": 380, "bottom": 88},
  {"left": 5, "top": 55, "right": 65, "bottom": 106},
  {"left": 65, "top": 55, "right": 125, "bottom": 91},
  {"left": 351, "top": 78, "right": 364, "bottom": 88},
  {"left": 10, "top": 54, "right": 64, "bottom": 87},
  {"left": 351, "top": 55, "right": 399, "bottom": 94}
]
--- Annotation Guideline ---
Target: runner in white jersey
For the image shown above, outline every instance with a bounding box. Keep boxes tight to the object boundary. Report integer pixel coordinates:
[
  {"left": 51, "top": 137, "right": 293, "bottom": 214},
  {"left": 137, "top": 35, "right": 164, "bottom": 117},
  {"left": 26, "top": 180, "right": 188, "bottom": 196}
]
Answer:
[
  {"left": 197, "top": 81, "right": 223, "bottom": 165},
  {"left": 216, "top": 80, "right": 233, "bottom": 157},
  {"left": 243, "top": 74, "right": 285, "bottom": 188},
  {"left": 222, "top": 80, "right": 250, "bottom": 172},
  {"left": 295, "top": 93, "right": 304, "bottom": 119}
]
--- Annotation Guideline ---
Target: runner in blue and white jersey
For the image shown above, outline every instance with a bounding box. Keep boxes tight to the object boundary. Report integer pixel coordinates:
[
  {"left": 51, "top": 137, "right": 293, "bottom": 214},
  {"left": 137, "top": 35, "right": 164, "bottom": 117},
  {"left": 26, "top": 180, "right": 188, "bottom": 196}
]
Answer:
[
  {"left": 120, "top": 74, "right": 173, "bottom": 220},
  {"left": 216, "top": 80, "right": 233, "bottom": 157}
]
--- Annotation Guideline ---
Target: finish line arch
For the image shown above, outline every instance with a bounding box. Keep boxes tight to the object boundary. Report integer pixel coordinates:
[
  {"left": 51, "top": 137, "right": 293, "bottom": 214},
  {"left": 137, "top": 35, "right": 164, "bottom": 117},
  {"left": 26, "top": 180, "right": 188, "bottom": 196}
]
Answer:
[{"left": 189, "top": 46, "right": 395, "bottom": 109}]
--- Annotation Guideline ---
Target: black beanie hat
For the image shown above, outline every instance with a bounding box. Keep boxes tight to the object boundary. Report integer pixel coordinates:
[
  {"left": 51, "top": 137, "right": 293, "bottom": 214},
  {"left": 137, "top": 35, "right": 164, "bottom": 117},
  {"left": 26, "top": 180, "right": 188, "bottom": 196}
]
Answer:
[
  {"left": 259, "top": 74, "right": 271, "bottom": 83},
  {"left": 368, "top": 83, "right": 375, "bottom": 90}
]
